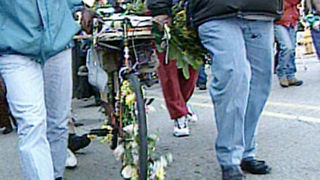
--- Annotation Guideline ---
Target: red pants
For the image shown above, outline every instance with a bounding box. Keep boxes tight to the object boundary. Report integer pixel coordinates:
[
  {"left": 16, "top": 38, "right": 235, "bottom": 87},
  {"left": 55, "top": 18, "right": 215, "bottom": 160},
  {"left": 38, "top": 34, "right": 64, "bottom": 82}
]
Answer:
[{"left": 157, "top": 51, "right": 199, "bottom": 120}]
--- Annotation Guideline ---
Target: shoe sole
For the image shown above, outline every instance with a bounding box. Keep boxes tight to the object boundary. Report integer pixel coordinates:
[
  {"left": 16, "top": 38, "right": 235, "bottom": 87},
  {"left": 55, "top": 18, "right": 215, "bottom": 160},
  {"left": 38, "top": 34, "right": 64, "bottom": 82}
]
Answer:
[
  {"left": 173, "top": 130, "right": 190, "bottom": 137},
  {"left": 173, "top": 133, "right": 190, "bottom": 137}
]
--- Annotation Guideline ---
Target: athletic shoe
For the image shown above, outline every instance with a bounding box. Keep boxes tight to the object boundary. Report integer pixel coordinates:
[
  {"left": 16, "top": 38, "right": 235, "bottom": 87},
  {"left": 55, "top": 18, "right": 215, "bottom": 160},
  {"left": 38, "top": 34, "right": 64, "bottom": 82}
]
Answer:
[
  {"left": 173, "top": 116, "right": 190, "bottom": 137},
  {"left": 66, "top": 148, "right": 77, "bottom": 169},
  {"left": 187, "top": 103, "right": 198, "bottom": 123}
]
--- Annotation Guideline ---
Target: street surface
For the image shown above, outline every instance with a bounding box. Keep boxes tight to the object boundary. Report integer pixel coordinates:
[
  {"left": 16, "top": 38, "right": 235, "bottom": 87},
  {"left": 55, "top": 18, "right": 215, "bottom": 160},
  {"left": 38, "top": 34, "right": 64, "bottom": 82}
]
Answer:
[{"left": 1, "top": 55, "right": 320, "bottom": 180}]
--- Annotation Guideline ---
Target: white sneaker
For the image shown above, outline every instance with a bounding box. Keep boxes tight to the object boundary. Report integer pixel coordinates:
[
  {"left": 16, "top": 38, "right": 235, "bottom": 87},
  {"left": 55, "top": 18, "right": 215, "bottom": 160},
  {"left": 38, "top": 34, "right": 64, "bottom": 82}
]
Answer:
[
  {"left": 173, "top": 116, "right": 190, "bottom": 137},
  {"left": 187, "top": 103, "right": 198, "bottom": 123},
  {"left": 66, "top": 149, "right": 77, "bottom": 169}
]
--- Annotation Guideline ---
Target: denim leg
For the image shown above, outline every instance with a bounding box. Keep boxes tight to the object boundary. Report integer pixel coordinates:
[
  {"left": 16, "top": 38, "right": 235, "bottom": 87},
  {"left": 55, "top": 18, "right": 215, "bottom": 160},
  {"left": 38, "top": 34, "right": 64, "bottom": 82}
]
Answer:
[
  {"left": 274, "top": 25, "right": 296, "bottom": 79},
  {"left": 198, "top": 18, "right": 251, "bottom": 167},
  {"left": 44, "top": 49, "right": 72, "bottom": 178},
  {"left": 196, "top": 64, "right": 207, "bottom": 85},
  {"left": 311, "top": 28, "right": 320, "bottom": 60},
  {"left": 0, "top": 55, "right": 54, "bottom": 180},
  {"left": 241, "top": 20, "right": 273, "bottom": 159},
  {"left": 287, "top": 27, "right": 298, "bottom": 80}
]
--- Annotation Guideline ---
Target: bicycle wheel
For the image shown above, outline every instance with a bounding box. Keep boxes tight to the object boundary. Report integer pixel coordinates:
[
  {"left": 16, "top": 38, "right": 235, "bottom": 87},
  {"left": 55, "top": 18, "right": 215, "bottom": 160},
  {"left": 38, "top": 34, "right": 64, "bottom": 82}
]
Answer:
[{"left": 127, "top": 73, "right": 148, "bottom": 180}]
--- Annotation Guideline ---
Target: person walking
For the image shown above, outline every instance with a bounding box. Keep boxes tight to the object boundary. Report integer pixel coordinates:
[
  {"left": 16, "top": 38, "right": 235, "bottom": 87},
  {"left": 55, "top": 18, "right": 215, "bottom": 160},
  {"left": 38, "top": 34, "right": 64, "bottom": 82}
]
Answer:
[
  {"left": 154, "top": 0, "right": 199, "bottom": 138},
  {"left": 147, "top": 0, "right": 282, "bottom": 179},
  {"left": 0, "top": 1, "right": 93, "bottom": 180},
  {"left": 306, "top": 0, "right": 320, "bottom": 60},
  {"left": 274, "top": 0, "right": 304, "bottom": 88}
]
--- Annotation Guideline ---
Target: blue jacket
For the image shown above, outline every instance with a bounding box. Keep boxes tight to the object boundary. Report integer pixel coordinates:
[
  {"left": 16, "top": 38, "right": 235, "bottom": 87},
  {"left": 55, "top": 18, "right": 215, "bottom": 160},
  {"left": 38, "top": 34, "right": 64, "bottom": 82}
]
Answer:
[{"left": 0, "top": 0, "right": 83, "bottom": 63}]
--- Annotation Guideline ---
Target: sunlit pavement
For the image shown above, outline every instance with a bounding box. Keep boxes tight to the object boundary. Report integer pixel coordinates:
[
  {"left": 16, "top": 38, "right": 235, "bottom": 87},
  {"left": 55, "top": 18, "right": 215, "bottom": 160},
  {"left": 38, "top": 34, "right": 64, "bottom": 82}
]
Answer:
[{"left": 1, "top": 55, "right": 320, "bottom": 180}]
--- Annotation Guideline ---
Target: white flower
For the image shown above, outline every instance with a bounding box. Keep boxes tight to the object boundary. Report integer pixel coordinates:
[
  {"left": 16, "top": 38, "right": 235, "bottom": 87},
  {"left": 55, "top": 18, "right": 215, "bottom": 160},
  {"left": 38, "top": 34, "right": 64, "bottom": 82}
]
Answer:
[
  {"left": 166, "top": 153, "right": 173, "bottom": 163},
  {"left": 113, "top": 145, "right": 125, "bottom": 161},
  {"left": 121, "top": 165, "right": 138, "bottom": 179},
  {"left": 123, "top": 124, "right": 138, "bottom": 134},
  {"left": 148, "top": 134, "right": 159, "bottom": 142},
  {"left": 160, "top": 156, "right": 168, "bottom": 168},
  {"left": 82, "top": 0, "right": 95, "bottom": 7}
]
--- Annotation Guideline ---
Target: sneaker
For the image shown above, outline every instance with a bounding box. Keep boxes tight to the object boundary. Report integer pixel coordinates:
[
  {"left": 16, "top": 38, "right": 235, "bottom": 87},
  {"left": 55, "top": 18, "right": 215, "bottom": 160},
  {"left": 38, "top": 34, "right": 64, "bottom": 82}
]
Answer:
[
  {"left": 186, "top": 104, "right": 198, "bottom": 123},
  {"left": 222, "top": 166, "right": 244, "bottom": 180},
  {"left": 173, "top": 116, "right": 190, "bottom": 137},
  {"left": 66, "top": 149, "right": 77, "bottom": 169},
  {"left": 288, "top": 78, "right": 303, "bottom": 86},
  {"left": 279, "top": 77, "right": 289, "bottom": 88}
]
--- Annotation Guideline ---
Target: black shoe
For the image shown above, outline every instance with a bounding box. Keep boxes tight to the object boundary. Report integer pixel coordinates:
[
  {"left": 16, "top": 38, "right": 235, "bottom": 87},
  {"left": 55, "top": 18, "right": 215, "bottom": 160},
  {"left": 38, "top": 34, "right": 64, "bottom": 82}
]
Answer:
[
  {"left": 68, "top": 134, "right": 91, "bottom": 153},
  {"left": 240, "top": 159, "right": 272, "bottom": 175},
  {"left": 222, "top": 166, "right": 244, "bottom": 180},
  {"left": 3, "top": 124, "right": 13, "bottom": 134},
  {"left": 55, "top": 178, "right": 62, "bottom": 180}
]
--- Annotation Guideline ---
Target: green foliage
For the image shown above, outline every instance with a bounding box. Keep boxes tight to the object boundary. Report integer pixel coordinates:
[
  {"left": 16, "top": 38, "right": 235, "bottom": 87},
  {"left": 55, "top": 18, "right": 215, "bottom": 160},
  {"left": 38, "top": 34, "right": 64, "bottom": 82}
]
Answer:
[{"left": 154, "top": 3, "right": 208, "bottom": 79}]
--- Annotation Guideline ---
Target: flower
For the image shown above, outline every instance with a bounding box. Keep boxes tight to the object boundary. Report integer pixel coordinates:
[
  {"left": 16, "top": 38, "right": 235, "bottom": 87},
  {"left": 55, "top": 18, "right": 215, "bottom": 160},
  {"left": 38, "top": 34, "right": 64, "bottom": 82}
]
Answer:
[
  {"left": 155, "top": 167, "right": 165, "bottom": 180},
  {"left": 83, "top": 0, "right": 95, "bottom": 7},
  {"left": 125, "top": 93, "right": 136, "bottom": 106},
  {"left": 165, "top": 153, "right": 173, "bottom": 164},
  {"left": 113, "top": 144, "right": 125, "bottom": 161},
  {"left": 121, "top": 165, "right": 138, "bottom": 179},
  {"left": 160, "top": 156, "right": 168, "bottom": 168},
  {"left": 123, "top": 124, "right": 138, "bottom": 134}
]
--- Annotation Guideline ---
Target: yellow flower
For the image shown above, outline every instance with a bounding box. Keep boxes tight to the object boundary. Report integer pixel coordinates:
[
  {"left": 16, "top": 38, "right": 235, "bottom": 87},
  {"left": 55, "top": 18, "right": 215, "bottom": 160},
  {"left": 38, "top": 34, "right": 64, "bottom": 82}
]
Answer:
[
  {"left": 155, "top": 167, "right": 165, "bottom": 180},
  {"left": 125, "top": 93, "right": 136, "bottom": 106}
]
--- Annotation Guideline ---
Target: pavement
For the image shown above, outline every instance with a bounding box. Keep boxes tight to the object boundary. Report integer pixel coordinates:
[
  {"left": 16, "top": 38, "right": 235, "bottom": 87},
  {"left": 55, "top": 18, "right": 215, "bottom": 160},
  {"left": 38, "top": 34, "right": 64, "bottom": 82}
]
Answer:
[{"left": 1, "top": 55, "right": 320, "bottom": 180}]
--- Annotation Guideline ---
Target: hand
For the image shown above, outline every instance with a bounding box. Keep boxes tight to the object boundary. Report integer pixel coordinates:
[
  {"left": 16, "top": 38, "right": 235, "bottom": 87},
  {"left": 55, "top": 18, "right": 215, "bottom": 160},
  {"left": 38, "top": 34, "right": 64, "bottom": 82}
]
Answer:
[
  {"left": 154, "top": 14, "right": 172, "bottom": 30},
  {"left": 80, "top": 7, "right": 98, "bottom": 34}
]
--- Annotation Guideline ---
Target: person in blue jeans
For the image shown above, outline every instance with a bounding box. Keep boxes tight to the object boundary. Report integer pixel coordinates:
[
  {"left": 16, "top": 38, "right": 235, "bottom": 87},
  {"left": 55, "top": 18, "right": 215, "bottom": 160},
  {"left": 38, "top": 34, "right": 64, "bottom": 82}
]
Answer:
[
  {"left": 147, "top": 0, "right": 282, "bottom": 179},
  {"left": 306, "top": 0, "right": 320, "bottom": 60},
  {"left": 274, "top": 0, "right": 303, "bottom": 88},
  {"left": 196, "top": 64, "right": 208, "bottom": 90},
  {"left": 0, "top": 1, "right": 94, "bottom": 180}
]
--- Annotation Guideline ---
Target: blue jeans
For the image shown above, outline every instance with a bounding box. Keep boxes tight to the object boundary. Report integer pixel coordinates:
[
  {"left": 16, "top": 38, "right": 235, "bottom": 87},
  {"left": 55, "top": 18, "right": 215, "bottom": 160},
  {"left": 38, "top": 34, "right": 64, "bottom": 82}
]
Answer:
[
  {"left": 0, "top": 49, "right": 72, "bottom": 180},
  {"left": 274, "top": 25, "right": 297, "bottom": 80},
  {"left": 197, "top": 64, "right": 207, "bottom": 85},
  {"left": 198, "top": 18, "right": 273, "bottom": 168},
  {"left": 311, "top": 27, "right": 320, "bottom": 60}
]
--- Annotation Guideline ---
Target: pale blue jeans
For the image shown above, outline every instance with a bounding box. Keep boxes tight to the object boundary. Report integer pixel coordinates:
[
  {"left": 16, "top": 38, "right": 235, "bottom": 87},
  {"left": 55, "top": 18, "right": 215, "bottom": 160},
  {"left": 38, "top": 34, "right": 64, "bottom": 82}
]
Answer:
[
  {"left": 0, "top": 49, "right": 72, "bottom": 180},
  {"left": 274, "top": 25, "right": 297, "bottom": 80},
  {"left": 198, "top": 18, "right": 273, "bottom": 169}
]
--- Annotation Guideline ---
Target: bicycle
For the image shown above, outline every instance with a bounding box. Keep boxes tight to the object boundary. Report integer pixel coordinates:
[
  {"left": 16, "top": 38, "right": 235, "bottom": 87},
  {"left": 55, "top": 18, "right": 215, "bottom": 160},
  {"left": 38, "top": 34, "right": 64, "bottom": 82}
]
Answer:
[{"left": 75, "top": 4, "right": 158, "bottom": 180}]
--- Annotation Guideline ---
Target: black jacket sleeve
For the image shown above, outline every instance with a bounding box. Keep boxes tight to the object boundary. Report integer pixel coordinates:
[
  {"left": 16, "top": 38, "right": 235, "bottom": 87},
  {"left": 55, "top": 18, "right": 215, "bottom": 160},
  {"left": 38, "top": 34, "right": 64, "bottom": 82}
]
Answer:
[{"left": 146, "top": 0, "right": 173, "bottom": 16}]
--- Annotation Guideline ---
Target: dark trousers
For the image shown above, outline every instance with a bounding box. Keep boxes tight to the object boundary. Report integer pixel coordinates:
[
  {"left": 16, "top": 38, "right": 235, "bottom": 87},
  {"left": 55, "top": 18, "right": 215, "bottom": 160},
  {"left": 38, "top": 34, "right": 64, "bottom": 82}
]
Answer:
[
  {"left": 311, "top": 28, "right": 320, "bottom": 60},
  {"left": 157, "top": 52, "right": 198, "bottom": 119}
]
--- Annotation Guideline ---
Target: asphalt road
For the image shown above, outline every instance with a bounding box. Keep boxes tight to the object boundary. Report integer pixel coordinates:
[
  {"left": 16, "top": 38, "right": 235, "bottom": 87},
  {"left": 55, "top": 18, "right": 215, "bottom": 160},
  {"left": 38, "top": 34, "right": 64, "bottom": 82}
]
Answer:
[{"left": 1, "top": 55, "right": 320, "bottom": 180}]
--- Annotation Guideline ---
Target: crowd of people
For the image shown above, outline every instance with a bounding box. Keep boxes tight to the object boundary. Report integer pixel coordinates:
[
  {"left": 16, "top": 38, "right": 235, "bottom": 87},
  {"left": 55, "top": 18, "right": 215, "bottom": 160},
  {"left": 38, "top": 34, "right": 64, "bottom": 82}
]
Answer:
[{"left": 1, "top": 0, "right": 320, "bottom": 180}]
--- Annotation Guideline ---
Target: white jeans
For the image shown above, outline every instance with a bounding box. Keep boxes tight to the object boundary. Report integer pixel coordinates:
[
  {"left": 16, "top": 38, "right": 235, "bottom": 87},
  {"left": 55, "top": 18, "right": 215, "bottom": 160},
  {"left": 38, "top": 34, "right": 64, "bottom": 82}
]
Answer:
[{"left": 0, "top": 49, "right": 72, "bottom": 180}]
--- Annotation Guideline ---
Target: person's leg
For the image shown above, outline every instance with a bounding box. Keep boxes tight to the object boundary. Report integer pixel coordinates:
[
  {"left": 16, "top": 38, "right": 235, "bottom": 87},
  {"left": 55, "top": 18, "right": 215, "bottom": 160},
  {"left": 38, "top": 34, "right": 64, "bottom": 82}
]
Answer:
[
  {"left": 274, "top": 25, "right": 295, "bottom": 83},
  {"left": 179, "top": 65, "right": 199, "bottom": 102},
  {"left": 0, "top": 55, "right": 54, "bottom": 180},
  {"left": 311, "top": 28, "right": 320, "bottom": 60},
  {"left": 241, "top": 20, "right": 273, "bottom": 161},
  {"left": 196, "top": 64, "right": 207, "bottom": 89},
  {"left": 44, "top": 49, "right": 72, "bottom": 179},
  {"left": 287, "top": 26, "right": 298, "bottom": 80},
  {"left": 198, "top": 17, "right": 251, "bottom": 169},
  {"left": 157, "top": 51, "right": 188, "bottom": 120}
]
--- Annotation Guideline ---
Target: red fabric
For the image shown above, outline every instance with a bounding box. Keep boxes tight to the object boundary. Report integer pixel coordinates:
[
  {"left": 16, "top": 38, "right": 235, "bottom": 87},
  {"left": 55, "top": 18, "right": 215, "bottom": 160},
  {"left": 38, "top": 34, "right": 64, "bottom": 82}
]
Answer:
[
  {"left": 157, "top": 51, "right": 199, "bottom": 120},
  {"left": 275, "top": 0, "right": 301, "bottom": 27}
]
